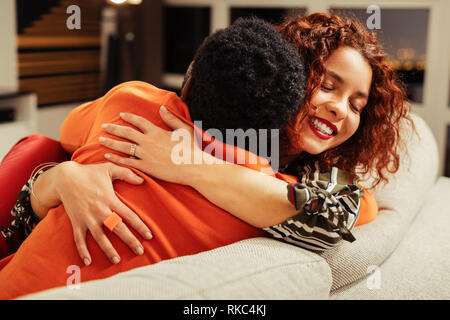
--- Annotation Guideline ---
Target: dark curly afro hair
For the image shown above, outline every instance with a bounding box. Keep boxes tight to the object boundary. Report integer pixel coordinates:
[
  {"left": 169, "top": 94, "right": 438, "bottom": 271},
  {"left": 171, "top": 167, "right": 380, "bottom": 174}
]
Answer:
[{"left": 186, "top": 17, "right": 306, "bottom": 137}]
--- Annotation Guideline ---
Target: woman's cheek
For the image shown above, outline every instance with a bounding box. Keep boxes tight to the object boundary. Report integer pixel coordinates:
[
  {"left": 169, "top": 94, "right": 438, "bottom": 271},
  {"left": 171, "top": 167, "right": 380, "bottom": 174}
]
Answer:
[
  {"left": 310, "top": 90, "right": 328, "bottom": 107},
  {"left": 339, "top": 118, "right": 360, "bottom": 145},
  {"left": 348, "top": 116, "right": 361, "bottom": 137}
]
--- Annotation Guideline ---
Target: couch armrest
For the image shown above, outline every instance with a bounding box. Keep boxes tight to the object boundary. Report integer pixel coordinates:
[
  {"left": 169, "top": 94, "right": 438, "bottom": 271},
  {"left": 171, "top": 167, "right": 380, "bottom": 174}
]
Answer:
[
  {"left": 319, "top": 113, "right": 439, "bottom": 292},
  {"left": 20, "top": 238, "right": 332, "bottom": 300}
]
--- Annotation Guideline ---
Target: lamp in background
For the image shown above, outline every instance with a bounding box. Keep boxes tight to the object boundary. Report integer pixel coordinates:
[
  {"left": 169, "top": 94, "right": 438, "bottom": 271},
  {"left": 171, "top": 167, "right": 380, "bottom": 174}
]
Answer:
[{"left": 107, "top": 0, "right": 142, "bottom": 5}]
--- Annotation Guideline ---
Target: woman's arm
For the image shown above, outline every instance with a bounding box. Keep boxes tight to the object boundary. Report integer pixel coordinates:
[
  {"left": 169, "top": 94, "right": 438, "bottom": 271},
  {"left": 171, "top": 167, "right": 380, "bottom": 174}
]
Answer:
[
  {"left": 26, "top": 161, "right": 153, "bottom": 265},
  {"left": 29, "top": 162, "right": 65, "bottom": 219},
  {"left": 187, "top": 153, "right": 298, "bottom": 228},
  {"left": 100, "top": 108, "right": 298, "bottom": 228}
]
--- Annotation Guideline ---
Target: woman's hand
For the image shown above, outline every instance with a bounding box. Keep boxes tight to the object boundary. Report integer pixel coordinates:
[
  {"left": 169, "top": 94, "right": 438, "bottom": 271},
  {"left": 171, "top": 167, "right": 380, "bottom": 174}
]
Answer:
[
  {"left": 55, "top": 161, "right": 153, "bottom": 266},
  {"left": 99, "top": 106, "right": 206, "bottom": 186}
]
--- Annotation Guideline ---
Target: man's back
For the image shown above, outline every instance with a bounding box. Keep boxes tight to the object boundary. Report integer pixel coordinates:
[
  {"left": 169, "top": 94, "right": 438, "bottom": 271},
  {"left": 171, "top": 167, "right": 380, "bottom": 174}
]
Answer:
[{"left": 0, "top": 81, "right": 278, "bottom": 299}]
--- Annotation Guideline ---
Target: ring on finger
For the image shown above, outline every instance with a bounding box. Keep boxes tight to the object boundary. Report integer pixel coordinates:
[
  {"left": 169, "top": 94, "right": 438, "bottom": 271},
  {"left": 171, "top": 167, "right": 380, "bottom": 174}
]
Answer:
[
  {"left": 129, "top": 143, "right": 137, "bottom": 158},
  {"left": 103, "top": 211, "right": 122, "bottom": 232}
]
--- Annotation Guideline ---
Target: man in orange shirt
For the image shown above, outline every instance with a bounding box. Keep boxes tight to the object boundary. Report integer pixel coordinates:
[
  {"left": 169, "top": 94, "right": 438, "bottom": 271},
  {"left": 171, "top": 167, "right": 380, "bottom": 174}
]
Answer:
[{"left": 0, "top": 17, "right": 311, "bottom": 299}]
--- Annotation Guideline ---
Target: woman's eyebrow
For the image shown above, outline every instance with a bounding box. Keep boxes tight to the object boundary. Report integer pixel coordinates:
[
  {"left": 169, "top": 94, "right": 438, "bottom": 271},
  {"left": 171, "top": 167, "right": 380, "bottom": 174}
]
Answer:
[
  {"left": 327, "top": 70, "right": 344, "bottom": 83},
  {"left": 327, "top": 70, "right": 369, "bottom": 99}
]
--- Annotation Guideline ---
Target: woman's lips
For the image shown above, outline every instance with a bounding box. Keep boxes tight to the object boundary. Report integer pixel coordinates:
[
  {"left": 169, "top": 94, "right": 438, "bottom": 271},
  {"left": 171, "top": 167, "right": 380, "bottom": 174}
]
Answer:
[
  {"left": 308, "top": 116, "right": 337, "bottom": 140},
  {"left": 314, "top": 116, "right": 338, "bottom": 133}
]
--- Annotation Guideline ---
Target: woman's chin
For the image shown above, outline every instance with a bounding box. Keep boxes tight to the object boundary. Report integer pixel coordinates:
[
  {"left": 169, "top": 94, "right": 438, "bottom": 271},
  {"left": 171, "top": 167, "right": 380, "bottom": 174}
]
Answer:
[
  {"left": 301, "top": 137, "right": 330, "bottom": 155},
  {"left": 304, "top": 147, "right": 324, "bottom": 155}
]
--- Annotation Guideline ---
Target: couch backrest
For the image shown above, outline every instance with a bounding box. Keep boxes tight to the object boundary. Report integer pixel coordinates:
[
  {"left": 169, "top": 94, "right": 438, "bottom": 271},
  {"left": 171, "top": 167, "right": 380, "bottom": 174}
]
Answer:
[{"left": 319, "top": 112, "right": 439, "bottom": 292}]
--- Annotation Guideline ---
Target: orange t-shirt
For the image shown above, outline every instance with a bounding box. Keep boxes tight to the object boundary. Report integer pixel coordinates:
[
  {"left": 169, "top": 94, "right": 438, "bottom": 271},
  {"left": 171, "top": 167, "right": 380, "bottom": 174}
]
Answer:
[{"left": 0, "top": 81, "right": 377, "bottom": 299}]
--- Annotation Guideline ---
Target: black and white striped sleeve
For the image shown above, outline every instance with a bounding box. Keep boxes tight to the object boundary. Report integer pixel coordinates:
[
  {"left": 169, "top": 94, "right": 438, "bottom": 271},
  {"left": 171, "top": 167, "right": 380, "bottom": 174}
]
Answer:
[{"left": 262, "top": 162, "right": 363, "bottom": 251}]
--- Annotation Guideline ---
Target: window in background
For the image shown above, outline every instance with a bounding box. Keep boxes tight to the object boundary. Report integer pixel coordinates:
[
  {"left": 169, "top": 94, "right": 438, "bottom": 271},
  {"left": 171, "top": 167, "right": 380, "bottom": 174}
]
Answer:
[
  {"left": 230, "top": 7, "right": 306, "bottom": 25},
  {"left": 329, "top": 8, "right": 429, "bottom": 104},
  {"left": 163, "top": 6, "right": 210, "bottom": 75}
]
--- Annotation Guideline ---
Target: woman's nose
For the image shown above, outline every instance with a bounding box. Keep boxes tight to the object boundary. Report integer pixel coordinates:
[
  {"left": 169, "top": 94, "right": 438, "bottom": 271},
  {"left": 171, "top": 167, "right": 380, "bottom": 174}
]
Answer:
[{"left": 326, "top": 98, "right": 348, "bottom": 120}]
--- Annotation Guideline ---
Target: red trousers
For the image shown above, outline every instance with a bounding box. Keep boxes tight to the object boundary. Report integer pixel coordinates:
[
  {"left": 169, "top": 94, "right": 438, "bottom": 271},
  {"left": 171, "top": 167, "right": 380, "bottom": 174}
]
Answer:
[{"left": 0, "top": 134, "right": 69, "bottom": 258}]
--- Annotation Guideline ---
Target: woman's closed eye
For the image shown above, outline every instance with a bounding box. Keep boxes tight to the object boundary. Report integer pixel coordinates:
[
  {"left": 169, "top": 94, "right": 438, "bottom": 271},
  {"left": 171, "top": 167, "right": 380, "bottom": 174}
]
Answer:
[
  {"left": 320, "top": 83, "right": 334, "bottom": 91},
  {"left": 350, "top": 98, "right": 367, "bottom": 114},
  {"left": 349, "top": 101, "right": 361, "bottom": 113},
  {"left": 321, "top": 84, "right": 360, "bottom": 113}
]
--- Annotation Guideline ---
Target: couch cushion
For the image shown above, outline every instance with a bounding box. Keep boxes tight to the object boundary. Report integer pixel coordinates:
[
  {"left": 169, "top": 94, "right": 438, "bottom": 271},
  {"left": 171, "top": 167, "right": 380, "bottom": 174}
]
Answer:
[
  {"left": 330, "top": 177, "right": 450, "bottom": 299},
  {"left": 318, "top": 113, "right": 440, "bottom": 291},
  {"left": 21, "top": 237, "right": 332, "bottom": 300}
]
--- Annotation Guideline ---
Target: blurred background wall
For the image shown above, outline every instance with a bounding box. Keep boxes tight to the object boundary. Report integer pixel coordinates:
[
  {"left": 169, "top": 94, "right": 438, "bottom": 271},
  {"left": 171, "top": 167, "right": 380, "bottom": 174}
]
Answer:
[{"left": 1, "top": 0, "right": 449, "bottom": 177}]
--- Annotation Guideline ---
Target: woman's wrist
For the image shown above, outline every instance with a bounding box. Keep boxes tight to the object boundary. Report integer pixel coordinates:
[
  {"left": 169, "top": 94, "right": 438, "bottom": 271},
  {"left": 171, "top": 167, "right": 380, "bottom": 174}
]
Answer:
[
  {"left": 186, "top": 152, "right": 219, "bottom": 189},
  {"left": 30, "top": 162, "right": 71, "bottom": 218},
  {"left": 53, "top": 161, "right": 78, "bottom": 191}
]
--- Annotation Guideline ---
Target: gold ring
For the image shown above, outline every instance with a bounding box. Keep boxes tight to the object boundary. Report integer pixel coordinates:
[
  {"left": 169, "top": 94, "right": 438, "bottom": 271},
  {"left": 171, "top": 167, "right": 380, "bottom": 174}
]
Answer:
[{"left": 129, "top": 143, "right": 136, "bottom": 158}]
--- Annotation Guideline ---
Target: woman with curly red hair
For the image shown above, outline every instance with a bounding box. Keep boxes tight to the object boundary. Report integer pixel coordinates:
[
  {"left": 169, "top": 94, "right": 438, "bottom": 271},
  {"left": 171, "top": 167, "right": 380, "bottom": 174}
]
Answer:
[{"left": 277, "top": 13, "right": 411, "bottom": 187}]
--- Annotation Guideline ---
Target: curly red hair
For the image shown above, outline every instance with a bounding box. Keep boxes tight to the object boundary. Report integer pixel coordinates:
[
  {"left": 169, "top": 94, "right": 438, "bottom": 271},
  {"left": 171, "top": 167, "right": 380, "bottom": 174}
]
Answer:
[{"left": 276, "top": 13, "right": 413, "bottom": 187}]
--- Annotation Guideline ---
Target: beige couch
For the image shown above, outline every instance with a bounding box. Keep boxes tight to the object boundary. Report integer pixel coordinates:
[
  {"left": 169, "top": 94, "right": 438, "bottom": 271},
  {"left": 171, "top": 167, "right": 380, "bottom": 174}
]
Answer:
[{"left": 21, "top": 113, "right": 450, "bottom": 300}]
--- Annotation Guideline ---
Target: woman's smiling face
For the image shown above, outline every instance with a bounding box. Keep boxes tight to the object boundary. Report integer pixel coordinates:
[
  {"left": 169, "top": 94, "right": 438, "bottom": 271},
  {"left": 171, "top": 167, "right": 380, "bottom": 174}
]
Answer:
[{"left": 289, "top": 46, "right": 373, "bottom": 155}]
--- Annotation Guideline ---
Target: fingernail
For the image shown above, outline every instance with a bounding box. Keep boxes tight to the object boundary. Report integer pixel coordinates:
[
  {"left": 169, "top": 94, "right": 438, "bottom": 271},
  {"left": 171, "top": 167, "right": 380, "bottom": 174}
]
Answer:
[
  {"left": 135, "top": 246, "right": 144, "bottom": 255},
  {"left": 102, "top": 124, "right": 108, "bottom": 129},
  {"left": 83, "top": 258, "right": 91, "bottom": 266},
  {"left": 160, "top": 106, "right": 167, "bottom": 113},
  {"left": 145, "top": 231, "right": 153, "bottom": 240},
  {"left": 111, "top": 256, "right": 120, "bottom": 264},
  {"left": 137, "top": 176, "right": 144, "bottom": 182},
  {"left": 105, "top": 153, "right": 111, "bottom": 159},
  {"left": 99, "top": 137, "right": 106, "bottom": 143},
  {"left": 120, "top": 112, "right": 126, "bottom": 118}
]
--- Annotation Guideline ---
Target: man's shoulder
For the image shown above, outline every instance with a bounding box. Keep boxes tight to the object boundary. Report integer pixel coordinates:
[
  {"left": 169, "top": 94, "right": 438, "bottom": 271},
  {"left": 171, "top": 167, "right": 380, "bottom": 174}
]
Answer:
[
  {"left": 106, "top": 81, "right": 175, "bottom": 102},
  {"left": 112, "top": 80, "right": 160, "bottom": 91},
  {"left": 100, "top": 81, "right": 191, "bottom": 122}
]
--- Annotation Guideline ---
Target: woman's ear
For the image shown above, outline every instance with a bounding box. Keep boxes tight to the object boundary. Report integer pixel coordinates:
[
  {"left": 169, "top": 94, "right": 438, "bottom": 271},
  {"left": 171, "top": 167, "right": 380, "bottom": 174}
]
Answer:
[
  {"left": 181, "top": 61, "right": 194, "bottom": 101},
  {"left": 180, "top": 75, "right": 192, "bottom": 102}
]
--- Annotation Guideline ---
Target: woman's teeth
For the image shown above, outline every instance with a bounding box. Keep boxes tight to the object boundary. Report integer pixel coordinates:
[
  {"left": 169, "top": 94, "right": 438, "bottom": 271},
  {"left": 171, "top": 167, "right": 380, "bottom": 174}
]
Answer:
[{"left": 311, "top": 118, "right": 334, "bottom": 135}]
